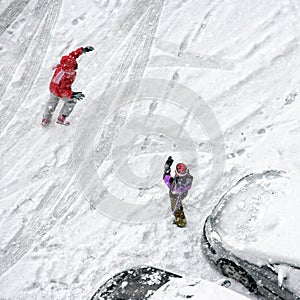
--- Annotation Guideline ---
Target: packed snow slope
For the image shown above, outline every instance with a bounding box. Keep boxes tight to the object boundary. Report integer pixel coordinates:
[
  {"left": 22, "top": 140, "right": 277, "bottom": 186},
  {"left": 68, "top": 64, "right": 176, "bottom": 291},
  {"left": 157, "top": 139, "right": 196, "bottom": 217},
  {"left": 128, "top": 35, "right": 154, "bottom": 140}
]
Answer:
[{"left": 0, "top": 0, "right": 299, "bottom": 299}]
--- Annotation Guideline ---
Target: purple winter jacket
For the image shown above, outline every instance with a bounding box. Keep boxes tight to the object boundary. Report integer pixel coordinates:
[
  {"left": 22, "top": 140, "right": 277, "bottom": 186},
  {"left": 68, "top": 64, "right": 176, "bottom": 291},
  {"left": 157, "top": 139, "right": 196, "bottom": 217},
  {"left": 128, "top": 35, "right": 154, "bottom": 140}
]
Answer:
[{"left": 164, "top": 172, "right": 193, "bottom": 200}]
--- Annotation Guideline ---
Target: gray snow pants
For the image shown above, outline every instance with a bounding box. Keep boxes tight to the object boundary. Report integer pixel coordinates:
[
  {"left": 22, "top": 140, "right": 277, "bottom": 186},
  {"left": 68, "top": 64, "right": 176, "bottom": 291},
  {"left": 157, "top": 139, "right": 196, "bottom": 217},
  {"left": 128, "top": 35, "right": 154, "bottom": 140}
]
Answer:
[{"left": 43, "top": 93, "right": 76, "bottom": 119}]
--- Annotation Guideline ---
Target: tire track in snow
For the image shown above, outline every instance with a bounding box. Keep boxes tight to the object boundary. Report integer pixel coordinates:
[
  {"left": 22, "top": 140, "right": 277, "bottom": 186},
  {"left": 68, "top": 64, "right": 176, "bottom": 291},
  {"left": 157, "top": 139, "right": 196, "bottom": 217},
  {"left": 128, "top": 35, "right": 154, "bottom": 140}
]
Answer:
[
  {"left": 0, "top": 0, "right": 164, "bottom": 279},
  {"left": 83, "top": 0, "right": 164, "bottom": 169},
  {"left": 0, "top": 0, "right": 64, "bottom": 279},
  {"left": 0, "top": 0, "right": 153, "bottom": 179},
  {"left": 0, "top": 0, "right": 57, "bottom": 136},
  {"left": 0, "top": 0, "right": 62, "bottom": 179},
  {"left": 73, "top": 0, "right": 164, "bottom": 214},
  {"left": 77, "top": 0, "right": 157, "bottom": 75},
  {"left": 0, "top": 0, "right": 154, "bottom": 188},
  {"left": 0, "top": 0, "right": 153, "bottom": 183},
  {"left": 0, "top": 0, "right": 30, "bottom": 36},
  {"left": 0, "top": 0, "right": 49, "bottom": 102},
  {"left": 0, "top": 0, "right": 62, "bottom": 136}
]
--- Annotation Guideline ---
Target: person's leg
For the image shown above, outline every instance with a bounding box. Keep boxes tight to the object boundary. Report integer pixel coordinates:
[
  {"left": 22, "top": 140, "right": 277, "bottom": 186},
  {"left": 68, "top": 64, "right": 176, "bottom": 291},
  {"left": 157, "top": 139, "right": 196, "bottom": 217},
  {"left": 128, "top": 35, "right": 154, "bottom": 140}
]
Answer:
[
  {"left": 174, "top": 206, "right": 186, "bottom": 228},
  {"left": 59, "top": 98, "right": 76, "bottom": 117},
  {"left": 170, "top": 196, "right": 186, "bottom": 228},
  {"left": 57, "top": 98, "right": 76, "bottom": 125},
  {"left": 43, "top": 93, "right": 60, "bottom": 119}
]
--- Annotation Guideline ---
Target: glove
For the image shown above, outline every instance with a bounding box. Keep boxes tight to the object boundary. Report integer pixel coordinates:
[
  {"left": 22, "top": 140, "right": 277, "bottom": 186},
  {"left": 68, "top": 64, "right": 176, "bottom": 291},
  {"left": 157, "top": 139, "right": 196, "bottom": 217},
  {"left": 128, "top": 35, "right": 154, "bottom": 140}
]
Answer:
[
  {"left": 82, "top": 46, "right": 94, "bottom": 53},
  {"left": 72, "top": 92, "right": 85, "bottom": 101},
  {"left": 164, "top": 156, "right": 174, "bottom": 171}
]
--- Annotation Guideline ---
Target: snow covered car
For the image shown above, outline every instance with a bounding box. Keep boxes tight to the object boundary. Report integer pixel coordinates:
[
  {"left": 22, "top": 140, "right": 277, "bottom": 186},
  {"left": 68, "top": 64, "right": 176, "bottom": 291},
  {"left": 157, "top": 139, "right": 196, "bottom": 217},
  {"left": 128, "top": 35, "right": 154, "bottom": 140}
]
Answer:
[
  {"left": 202, "top": 170, "right": 300, "bottom": 299},
  {"left": 90, "top": 266, "right": 181, "bottom": 300},
  {"left": 149, "top": 277, "right": 249, "bottom": 300},
  {"left": 90, "top": 266, "right": 247, "bottom": 300}
]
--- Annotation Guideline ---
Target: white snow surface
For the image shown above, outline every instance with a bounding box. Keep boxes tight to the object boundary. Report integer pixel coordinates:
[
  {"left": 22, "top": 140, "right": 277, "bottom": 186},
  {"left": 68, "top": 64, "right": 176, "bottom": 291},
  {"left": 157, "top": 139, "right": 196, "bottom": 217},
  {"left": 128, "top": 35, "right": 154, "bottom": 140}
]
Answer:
[{"left": 0, "top": 0, "right": 300, "bottom": 299}]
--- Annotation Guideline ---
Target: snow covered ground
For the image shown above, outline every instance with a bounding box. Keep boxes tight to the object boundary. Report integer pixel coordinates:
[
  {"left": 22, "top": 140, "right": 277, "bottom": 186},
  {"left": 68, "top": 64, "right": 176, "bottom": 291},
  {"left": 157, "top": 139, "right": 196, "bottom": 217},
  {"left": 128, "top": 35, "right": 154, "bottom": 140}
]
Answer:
[{"left": 0, "top": 0, "right": 299, "bottom": 299}]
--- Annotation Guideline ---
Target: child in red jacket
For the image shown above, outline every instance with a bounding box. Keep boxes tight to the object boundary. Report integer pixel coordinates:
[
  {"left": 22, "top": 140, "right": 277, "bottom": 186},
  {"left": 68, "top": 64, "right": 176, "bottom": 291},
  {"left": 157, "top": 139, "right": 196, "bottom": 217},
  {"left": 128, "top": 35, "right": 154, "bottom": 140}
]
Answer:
[{"left": 41, "top": 46, "right": 94, "bottom": 126}]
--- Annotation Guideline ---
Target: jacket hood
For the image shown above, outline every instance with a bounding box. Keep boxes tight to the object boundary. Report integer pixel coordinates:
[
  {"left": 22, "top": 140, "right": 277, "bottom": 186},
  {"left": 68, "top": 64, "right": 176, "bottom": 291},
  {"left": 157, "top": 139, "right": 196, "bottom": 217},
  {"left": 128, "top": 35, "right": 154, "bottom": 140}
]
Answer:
[{"left": 60, "top": 55, "right": 77, "bottom": 72}]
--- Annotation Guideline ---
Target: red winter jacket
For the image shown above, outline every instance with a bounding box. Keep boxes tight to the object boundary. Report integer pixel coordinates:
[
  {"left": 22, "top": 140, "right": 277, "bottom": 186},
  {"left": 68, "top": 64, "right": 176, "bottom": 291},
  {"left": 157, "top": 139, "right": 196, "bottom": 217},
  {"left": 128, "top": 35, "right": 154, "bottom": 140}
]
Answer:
[{"left": 49, "top": 48, "right": 83, "bottom": 98}]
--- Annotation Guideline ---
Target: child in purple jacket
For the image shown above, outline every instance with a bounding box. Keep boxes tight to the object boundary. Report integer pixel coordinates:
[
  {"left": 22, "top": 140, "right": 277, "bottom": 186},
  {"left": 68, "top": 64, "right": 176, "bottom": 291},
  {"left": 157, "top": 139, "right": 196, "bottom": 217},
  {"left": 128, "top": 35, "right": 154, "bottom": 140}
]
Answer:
[{"left": 163, "top": 156, "right": 193, "bottom": 227}]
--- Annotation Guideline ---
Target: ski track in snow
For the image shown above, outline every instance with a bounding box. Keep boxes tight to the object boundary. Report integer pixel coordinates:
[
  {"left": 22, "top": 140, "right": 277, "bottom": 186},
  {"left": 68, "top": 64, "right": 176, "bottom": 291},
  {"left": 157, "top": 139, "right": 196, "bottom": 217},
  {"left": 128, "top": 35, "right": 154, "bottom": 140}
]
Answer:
[{"left": 0, "top": 0, "right": 299, "bottom": 299}]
